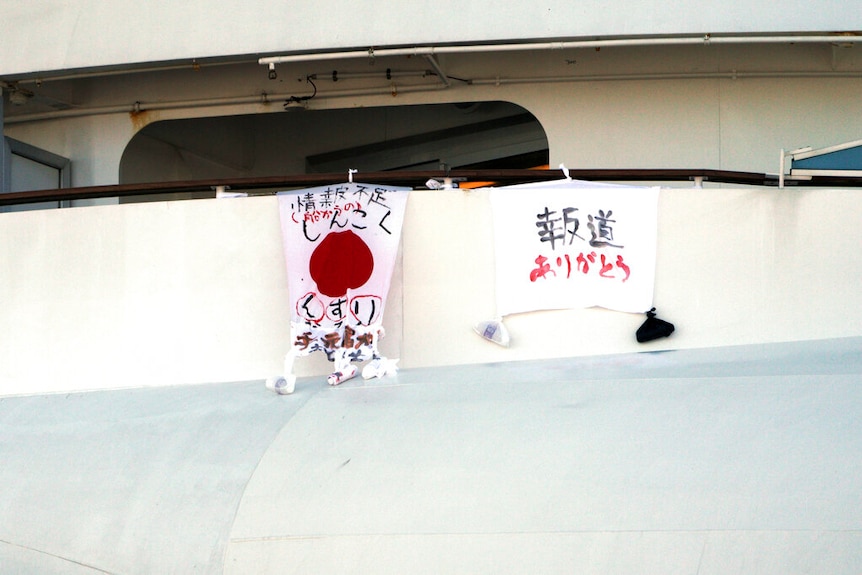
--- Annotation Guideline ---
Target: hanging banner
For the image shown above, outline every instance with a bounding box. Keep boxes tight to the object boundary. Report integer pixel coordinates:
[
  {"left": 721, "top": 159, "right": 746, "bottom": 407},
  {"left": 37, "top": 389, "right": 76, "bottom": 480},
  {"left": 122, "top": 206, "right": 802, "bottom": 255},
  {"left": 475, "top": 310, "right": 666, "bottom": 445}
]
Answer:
[
  {"left": 489, "top": 180, "right": 660, "bottom": 316},
  {"left": 276, "top": 182, "right": 410, "bottom": 379}
]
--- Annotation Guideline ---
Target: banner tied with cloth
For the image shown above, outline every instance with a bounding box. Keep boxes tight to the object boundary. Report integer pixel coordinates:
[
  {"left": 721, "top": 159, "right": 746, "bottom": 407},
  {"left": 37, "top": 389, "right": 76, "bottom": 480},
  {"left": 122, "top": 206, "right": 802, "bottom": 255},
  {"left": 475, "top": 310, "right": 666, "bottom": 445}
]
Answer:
[
  {"left": 268, "top": 182, "right": 409, "bottom": 393},
  {"left": 477, "top": 179, "right": 660, "bottom": 345}
]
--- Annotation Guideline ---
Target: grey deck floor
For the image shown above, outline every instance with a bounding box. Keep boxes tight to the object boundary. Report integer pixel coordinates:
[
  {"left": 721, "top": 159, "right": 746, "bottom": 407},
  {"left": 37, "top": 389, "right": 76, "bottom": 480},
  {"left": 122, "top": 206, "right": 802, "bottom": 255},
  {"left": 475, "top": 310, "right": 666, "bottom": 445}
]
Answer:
[{"left": 2, "top": 338, "right": 861, "bottom": 574}]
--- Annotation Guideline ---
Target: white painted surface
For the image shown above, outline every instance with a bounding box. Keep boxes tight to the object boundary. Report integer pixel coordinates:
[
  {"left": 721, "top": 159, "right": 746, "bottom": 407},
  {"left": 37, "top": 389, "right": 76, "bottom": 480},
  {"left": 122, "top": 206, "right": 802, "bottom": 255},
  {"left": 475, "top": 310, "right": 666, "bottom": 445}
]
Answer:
[
  {"left": 1, "top": 1, "right": 857, "bottom": 76},
  {"left": 2, "top": 338, "right": 860, "bottom": 573},
  {"left": 0, "top": 381, "right": 312, "bottom": 574},
  {"left": 2, "top": 184, "right": 862, "bottom": 396},
  {"left": 0, "top": 198, "right": 293, "bottom": 394}
]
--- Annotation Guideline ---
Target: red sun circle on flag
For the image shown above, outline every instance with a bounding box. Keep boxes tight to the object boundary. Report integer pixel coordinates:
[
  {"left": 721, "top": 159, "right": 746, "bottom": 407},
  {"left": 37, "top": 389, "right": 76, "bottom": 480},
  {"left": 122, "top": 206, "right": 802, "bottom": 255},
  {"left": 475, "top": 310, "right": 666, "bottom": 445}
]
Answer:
[{"left": 309, "top": 230, "right": 375, "bottom": 297}]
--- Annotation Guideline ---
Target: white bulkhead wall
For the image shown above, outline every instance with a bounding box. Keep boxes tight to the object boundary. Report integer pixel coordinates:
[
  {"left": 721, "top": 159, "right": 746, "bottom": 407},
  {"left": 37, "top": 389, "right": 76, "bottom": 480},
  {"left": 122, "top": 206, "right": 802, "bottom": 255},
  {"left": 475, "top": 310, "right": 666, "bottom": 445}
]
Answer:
[
  {"left": 0, "top": 0, "right": 857, "bottom": 76},
  {"left": 3, "top": 8, "right": 862, "bottom": 394},
  {"left": 3, "top": 69, "right": 862, "bottom": 394}
]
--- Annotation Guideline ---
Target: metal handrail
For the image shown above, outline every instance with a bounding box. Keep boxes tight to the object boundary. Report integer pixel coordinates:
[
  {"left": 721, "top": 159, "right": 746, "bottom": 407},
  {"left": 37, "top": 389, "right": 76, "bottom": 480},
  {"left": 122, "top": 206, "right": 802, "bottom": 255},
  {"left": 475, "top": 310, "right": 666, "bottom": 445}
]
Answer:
[{"left": 1, "top": 168, "right": 859, "bottom": 207}]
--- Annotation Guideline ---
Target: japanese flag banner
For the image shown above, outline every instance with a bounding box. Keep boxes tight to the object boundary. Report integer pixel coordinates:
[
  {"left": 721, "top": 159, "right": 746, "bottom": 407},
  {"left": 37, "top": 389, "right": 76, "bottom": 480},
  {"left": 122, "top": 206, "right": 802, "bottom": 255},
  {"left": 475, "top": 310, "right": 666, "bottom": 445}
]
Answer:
[
  {"left": 488, "top": 180, "right": 660, "bottom": 316},
  {"left": 276, "top": 183, "right": 410, "bottom": 367}
]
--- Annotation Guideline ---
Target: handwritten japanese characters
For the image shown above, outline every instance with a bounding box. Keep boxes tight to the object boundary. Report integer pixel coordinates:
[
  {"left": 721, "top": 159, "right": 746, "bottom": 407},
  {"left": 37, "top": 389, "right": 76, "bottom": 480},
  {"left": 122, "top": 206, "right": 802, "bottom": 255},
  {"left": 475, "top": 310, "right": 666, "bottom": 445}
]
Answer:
[
  {"left": 489, "top": 183, "right": 660, "bottom": 315},
  {"left": 276, "top": 183, "right": 409, "bottom": 377},
  {"left": 531, "top": 207, "right": 630, "bottom": 283}
]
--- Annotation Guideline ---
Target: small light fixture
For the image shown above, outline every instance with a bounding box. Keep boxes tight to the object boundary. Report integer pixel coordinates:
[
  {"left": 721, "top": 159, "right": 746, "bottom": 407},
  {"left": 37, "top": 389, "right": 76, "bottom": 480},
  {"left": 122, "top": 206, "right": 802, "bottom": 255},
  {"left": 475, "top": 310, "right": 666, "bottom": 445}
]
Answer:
[{"left": 268, "top": 63, "right": 277, "bottom": 80}]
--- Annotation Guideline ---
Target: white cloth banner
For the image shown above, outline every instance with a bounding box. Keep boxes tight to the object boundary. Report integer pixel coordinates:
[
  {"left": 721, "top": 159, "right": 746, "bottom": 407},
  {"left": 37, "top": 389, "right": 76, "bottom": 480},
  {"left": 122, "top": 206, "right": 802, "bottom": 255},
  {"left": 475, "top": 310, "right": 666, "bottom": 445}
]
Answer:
[
  {"left": 489, "top": 180, "right": 660, "bottom": 315},
  {"left": 277, "top": 183, "right": 410, "bottom": 364}
]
